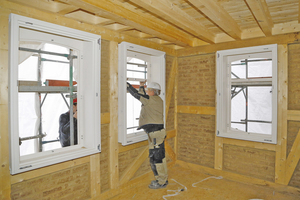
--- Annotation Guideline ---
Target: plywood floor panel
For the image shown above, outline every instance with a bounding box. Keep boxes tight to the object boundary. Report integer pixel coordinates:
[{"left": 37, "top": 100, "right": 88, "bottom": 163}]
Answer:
[{"left": 108, "top": 164, "right": 300, "bottom": 200}]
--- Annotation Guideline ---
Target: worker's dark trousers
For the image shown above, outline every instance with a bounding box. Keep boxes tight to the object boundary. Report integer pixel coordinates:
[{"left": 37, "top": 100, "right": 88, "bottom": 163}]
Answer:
[{"left": 148, "top": 129, "right": 168, "bottom": 185}]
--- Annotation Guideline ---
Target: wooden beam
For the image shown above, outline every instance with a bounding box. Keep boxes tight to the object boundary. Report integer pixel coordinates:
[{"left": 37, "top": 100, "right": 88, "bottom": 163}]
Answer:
[
  {"left": 119, "top": 146, "right": 148, "bottom": 185},
  {"left": 244, "top": 0, "right": 273, "bottom": 36},
  {"left": 59, "top": 0, "right": 195, "bottom": 47},
  {"left": 177, "top": 32, "right": 300, "bottom": 57},
  {"left": 119, "top": 141, "right": 148, "bottom": 153},
  {"left": 187, "top": 0, "right": 242, "bottom": 40},
  {"left": 275, "top": 44, "right": 288, "bottom": 184},
  {"left": 129, "top": 0, "right": 215, "bottom": 44},
  {"left": 109, "top": 41, "right": 119, "bottom": 189},
  {"left": 90, "top": 153, "right": 101, "bottom": 198},
  {"left": 166, "top": 129, "right": 176, "bottom": 139},
  {"left": 285, "top": 129, "right": 300, "bottom": 185},
  {"left": 214, "top": 137, "right": 223, "bottom": 170},
  {"left": 287, "top": 110, "right": 300, "bottom": 121},
  {"left": 177, "top": 105, "right": 216, "bottom": 115},
  {"left": 165, "top": 58, "right": 177, "bottom": 121},
  {"left": 101, "top": 112, "right": 110, "bottom": 124},
  {"left": 165, "top": 140, "right": 176, "bottom": 161}
]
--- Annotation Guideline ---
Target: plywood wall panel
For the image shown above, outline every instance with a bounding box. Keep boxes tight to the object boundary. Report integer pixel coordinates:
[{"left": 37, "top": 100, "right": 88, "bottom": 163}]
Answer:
[
  {"left": 177, "top": 54, "right": 215, "bottom": 107},
  {"left": 177, "top": 113, "right": 215, "bottom": 168},
  {"left": 11, "top": 163, "right": 91, "bottom": 200},
  {"left": 223, "top": 144, "right": 275, "bottom": 182},
  {"left": 288, "top": 43, "right": 300, "bottom": 110}
]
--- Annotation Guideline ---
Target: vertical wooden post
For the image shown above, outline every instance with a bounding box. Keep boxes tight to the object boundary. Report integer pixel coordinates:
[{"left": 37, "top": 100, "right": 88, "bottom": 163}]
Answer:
[
  {"left": 174, "top": 57, "right": 178, "bottom": 159},
  {"left": 214, "top": 136, "right": 223, "bottom": 170},
  {"left": 90, "top": 153, "right": 101, "bottom": 197},
  {"left": 109, "top": 41, "right": 119, "bottom": 189},
  {"left": 275, "top": 44, "right": 288, "bottom": 184}
]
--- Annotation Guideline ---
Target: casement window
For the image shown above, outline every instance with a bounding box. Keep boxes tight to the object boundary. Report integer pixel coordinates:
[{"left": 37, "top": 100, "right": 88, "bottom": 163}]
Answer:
[
  {"left": 9, "top": 14, "right": 101, "bottom": 174},
  {"left": 216, "top": 44, "right": 277, "bottom": 144},
  {"left": 118, "top": 42, "right": 165, "bottom": 146}
]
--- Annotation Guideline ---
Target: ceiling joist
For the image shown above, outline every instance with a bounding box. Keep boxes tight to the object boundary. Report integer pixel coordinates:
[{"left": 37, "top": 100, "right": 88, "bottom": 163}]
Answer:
[
  {"left": 59, "top": 0, "right": 196, "bottom": 47},
  {"left": 129, "top": 0, "right": 216, "bottom": 44},
  {"left": 244, "top": 0, "right": 274, "bottom": 36},
  {"left": 187, "top": 0, "right": 242, "bottom": 40}
]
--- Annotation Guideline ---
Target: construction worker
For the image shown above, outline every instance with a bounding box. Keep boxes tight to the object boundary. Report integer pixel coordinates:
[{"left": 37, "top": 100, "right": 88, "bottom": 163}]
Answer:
[
  {"left": 58, "top": 98, "right": 78, "bottom": 147},
  {"left": 127, "top": 81, "right": 168, "bottom": 189}
]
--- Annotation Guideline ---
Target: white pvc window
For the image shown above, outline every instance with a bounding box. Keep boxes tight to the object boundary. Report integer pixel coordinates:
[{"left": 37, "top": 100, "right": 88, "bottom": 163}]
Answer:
[
  {"left": 9, "top": 14, "right": 101, "bottom": 174},
  {"left": 118, "top": 42, "right": 165, "bottom": 146},
  {"left": 216, "top": 44, "right": 277, "bottom": 144}
]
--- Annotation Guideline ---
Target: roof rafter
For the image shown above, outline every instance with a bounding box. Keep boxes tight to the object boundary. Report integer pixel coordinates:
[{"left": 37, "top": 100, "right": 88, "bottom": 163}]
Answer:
[
  {"left": 129, "top": 0, "right": 215, "bottom": 44},
  {"left": 187, "top": 0, "right": 242, "bottom": 40},
  {"left": 59, "top": 0, "right": 195, "bottom": 47},
  {"left": 244, "top": 0, "right": 274, "bottom": 36}
]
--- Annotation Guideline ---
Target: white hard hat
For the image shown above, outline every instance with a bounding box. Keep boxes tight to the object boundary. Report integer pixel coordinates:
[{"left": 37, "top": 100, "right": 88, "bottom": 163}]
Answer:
[{"left": 147, "top": 82, "right": 161, "bottom": 90}]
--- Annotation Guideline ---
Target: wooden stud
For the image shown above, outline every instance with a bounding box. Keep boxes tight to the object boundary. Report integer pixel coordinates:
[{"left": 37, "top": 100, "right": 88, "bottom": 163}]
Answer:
[
  {"left": 119, "top": 146, "right": 148, "bottom": 186},
  {"left": 165, "top": 129, "right": 176, "bottom": 139},
  {"left": 165, "top": 140, "right": 176, "bottom": 162},
  {"left": 101, "top": 112, "right": 110, "bottom": 124},
  {"left": 90, "top": 153, "right": 101, "bottom": 198},
  {"left": 174, "top": 57, "right": 178, "bottom": 159},
  {"left": 109, "top": 41, "right": 119, "bottom": 189},
  {"left": 165, "top": 58, "right": 177, "bottom": 121},
  {"left": 275, "top": 44, "right": 288, "bottom": 184},
  {"left": 214, "top": 137, "right": 223, "bottom": 170},
  {"left": 118, "top": 141, "right": 148, "bottom": 153},
  {"left": 285, "top": 129, "right": 300, "bottom": 185},
  {"left": 287, "top": 110, "right": 300, "bottom": 121}
]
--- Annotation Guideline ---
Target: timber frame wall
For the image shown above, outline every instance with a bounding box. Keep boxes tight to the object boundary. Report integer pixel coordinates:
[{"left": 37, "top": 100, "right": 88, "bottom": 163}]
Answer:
[{"left": 1, "top": 0, "right": 300, "bottom": 199}]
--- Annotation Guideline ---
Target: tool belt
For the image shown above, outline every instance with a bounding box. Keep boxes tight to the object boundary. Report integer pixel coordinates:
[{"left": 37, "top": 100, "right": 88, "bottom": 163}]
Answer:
[{"left": 141, "top": 124, "right": 164, "bottom": 134}]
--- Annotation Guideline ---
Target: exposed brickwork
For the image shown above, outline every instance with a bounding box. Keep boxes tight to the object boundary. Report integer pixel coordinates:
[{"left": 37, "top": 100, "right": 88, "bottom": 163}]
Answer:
[
  {"left": 223, "top": 144, "right": 275, "bottom": 182},
  {"left": 288, "top": 43, "right": 300, "bottom": 110},
  {"left": 119, "top": 146, "right": 148, "bottom": 178},
  {"left": 100, "top": 124, "right": 110, "bottom": 192},
  {"left": 290, "top": 160, "right": 300, "bottom": 188},
  {"left": 287, "top": 121, "right": 300, "bottom": 155},
  {"left": 101, "top": 39, "right": 110, "bottom": 113},
  {"left": 11, "top": 163, "right": 90, "bottom": 200},
  {"left": 177, "top": 54, "right": 216, "bottom": 107},
  {"left": 177, "top": 113, "right": 215, "bottom": 168}
]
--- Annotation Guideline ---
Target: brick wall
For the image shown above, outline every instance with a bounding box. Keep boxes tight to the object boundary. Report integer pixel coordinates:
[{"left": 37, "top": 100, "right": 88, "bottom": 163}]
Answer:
[
  {"left": 11, "top": 163, "right": 90, "bottom": 200},
  {"left": 177, "top": 113, "right": 215, "bottom": 168},
  {"left": 287, "top": 43, "right": 300, "bottom": 188},
  {"left": 223, "top": 144, "right": 275, "bottom": 182},
  {"left": 177, "top": 54, "right": 215, "bottom": 107},
  {"left": 100, "top": 39, "right": 110, "bottom": 192}
]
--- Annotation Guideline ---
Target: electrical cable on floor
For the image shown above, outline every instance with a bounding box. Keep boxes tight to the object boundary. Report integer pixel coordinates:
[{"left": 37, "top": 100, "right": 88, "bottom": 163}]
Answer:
[
  {"left": 192, "top": 176, "right": 223, "bottom": 187},
  {"left": 162, "top": 179, "right": 187, "bottom": 200}
]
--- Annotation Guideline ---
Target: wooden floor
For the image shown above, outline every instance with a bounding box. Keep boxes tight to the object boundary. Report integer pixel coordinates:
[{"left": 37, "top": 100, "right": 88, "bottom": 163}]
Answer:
[{"left": 108, "top": 164, "right": 300, "bottom": 200}]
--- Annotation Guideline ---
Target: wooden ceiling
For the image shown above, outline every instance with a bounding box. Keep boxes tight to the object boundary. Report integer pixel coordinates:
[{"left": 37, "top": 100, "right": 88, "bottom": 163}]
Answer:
[{"left": 8, "top": 0, "right": 300, "bottom": 49}]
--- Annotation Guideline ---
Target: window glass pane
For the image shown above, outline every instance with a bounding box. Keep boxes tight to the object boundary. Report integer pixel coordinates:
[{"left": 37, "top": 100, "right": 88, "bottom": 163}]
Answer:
[
  {"left": 248, "top": 59, "right": 272, "bottom": 78},
  {"left": 231, "top": 60, "right": 246, "bottom": 79},
  {"left": 231, "top": 87, "right": 246, "bottom": 132}
]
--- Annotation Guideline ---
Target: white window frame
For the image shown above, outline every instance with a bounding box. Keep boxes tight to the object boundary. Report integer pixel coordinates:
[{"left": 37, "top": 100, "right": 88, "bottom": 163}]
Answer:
[
  {"left": 216, "top": 44, "right": 277, "bottom": 144},
  {"left": 9, "top": 14, "right": 101, "bottom": 174},
  {"left": 118, "top": 42, "right": 165, "bottom": 146}
]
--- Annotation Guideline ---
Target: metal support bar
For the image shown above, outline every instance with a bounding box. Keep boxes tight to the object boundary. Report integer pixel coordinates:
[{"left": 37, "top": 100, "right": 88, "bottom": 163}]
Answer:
[{"left": 19, "top": 47, "right": 77, "bottom": 59}]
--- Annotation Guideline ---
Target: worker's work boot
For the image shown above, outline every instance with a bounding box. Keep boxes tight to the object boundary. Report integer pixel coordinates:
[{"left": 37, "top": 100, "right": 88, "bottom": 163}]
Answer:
[{"left": 148, "top": 180, "right": 168, "bottom": 189}]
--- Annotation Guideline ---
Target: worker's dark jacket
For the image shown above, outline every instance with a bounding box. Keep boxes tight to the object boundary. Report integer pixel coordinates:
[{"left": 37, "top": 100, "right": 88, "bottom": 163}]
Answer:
[{"left": 59, "top": 111, "right": 78, "bottom": 147}]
